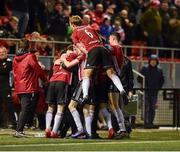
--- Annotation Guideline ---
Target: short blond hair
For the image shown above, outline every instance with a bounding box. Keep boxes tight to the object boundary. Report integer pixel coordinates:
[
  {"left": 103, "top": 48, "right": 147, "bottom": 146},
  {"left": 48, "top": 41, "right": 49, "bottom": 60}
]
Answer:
[
  {"left": 0, "top": 46, "right": 7, "bottom": 52},
  {"left": 69, "top": 15, "right": 82, "bottom": 26}
]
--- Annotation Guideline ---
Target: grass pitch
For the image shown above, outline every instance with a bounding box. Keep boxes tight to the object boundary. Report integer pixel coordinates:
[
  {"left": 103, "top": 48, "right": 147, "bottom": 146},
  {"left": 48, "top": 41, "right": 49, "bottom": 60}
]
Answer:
[{"left": 0, "top": 129, "right": 180, "bottom": 151}]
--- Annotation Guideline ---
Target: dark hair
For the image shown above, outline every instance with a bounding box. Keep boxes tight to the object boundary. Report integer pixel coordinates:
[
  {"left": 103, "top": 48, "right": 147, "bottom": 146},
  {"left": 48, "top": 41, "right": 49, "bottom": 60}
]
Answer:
[
  {"left": 111, "top": 32, "right": 121, "bottom": 42},
  {"left": 66, "top": 44, "right": 73, "bottom": 51},
  {"left": 19, "top": 39, "right": 29, "bottom": 50}
]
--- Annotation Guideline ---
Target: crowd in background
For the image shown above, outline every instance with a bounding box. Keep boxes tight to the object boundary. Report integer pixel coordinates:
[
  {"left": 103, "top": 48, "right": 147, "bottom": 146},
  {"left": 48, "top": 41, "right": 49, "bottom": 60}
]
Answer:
[
  {"left": 0, "top": 0, "right": 178, "bottom": 132},
  {"left": 0, "top": 0, "right": 179, "bottom": 57}
]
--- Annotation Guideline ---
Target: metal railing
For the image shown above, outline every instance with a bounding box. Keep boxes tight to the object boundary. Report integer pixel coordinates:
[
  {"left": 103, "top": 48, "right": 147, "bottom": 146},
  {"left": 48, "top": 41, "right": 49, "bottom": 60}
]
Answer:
[
  {"left": 1, "top": 37, "right": 180, "bottom": 58},
  {"left": 132, "top": 69, "right": 145, "bottom": 125},
  {"left": 1, "top": 38, "right": 180, "bottom": 88}
]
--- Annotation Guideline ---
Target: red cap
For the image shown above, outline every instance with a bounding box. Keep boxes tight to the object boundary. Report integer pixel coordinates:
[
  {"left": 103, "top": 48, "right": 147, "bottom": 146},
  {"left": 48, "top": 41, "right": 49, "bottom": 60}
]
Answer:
[{"left": 151, "top": 0, "right": 160, "bottom": 7}]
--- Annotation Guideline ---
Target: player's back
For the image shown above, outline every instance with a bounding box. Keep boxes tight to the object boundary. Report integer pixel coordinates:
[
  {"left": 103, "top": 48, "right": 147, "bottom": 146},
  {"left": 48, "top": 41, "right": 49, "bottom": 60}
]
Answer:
[{"left": 72, "top": 25, "right": 103, "bottom": 52}]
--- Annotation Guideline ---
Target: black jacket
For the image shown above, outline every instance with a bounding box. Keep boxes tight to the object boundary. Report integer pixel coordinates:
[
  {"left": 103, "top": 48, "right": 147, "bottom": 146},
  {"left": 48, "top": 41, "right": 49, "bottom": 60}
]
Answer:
[
  {"left": 137, "top": 64, "right": 164, "bottom": 96},
  {"left": 120, "top": 56, "right": 134, "bottom": 93},
  {"left": 0, "top": 58, "right": 12, "bottom": 89},
  {"left": 46, "top": 11, "right": 67, "bottom": 37},
  {"left": 0, "top": 23, "right": 18, "bottom": 38},
  {"left": 11, "top": 0, "right": 29, "bottom": 12}
]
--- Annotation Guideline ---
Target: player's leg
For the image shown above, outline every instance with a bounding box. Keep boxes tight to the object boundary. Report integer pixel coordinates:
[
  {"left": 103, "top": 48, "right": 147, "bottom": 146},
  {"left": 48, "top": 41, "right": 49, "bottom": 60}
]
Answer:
[
  {"left": 45, "top": 82, "right": 56, "bottom": 137},
  {"left": 51, "top": 81, "right": 68, "bottom": 138},
  {"left": 68, "top": 99, "right": 84, "bottom": 134},
  {"left": 69, "top": 81, "right": 85, "bottom": 138},
  {"left": 82, "top": 48, "right": 100, "bottom": 99},
  {"left": 82, "top": 68, "right": 94, "bottom": 98},
  {"left": 45, "top": 104, "right": 55, "bottom": 137},
  {"left": 99, "top": 102, "right": 115, "bottom": 139},
  {"left": 101, "top": 47, "right": 126, "bottom": 96},
  {"left": 108, "top": 92, "right": 126, "bottom": 137},
  {"left": 106, "top": 68, "right": 125, "bottom": 94},
  {"left": 51, "top": 104, "right": 65, "bottom": 138},
  {"left": 83, "top": 104, "right": 95, "bottom": 137}
]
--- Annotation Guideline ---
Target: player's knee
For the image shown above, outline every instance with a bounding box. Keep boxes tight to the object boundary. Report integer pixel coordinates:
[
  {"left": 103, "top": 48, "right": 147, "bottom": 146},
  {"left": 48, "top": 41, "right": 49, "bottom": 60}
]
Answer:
[
  {"left": 57, "top": 104, "right": 64, "bottom": 113},
  {"left": 84, "top": 69, "right": 93, "bottom": 77},
  {"left": 47, "top": 104, "right": 55, "bottom": 113},
  {"left": 68, "top": 100, "right": 77, "bottom": 111}
]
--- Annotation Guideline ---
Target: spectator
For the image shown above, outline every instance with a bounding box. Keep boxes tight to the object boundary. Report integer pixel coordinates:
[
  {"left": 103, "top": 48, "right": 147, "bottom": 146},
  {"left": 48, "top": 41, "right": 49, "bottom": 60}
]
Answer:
[
  {"left": 101, "top": 0, "right": 116, "bottom": 12},
  {"left": 0, "top": 0, "right": 8, "bottom": 16},
  {"left": 168, "top": 15, "right": 180, "bottom": 58},
  {"left": 0, "top": 16, "right": 19, "bottom": 38},
  {"left": 81, "top": 0, "right": 94, "bottom": 10},
  {"left": 45, "top": 1, "right": 68, "bottom": 41},
  {"left": 0, "top": 46, "right": 17, "bottom": 129},
  {"left": 82, "top": 14, "right": 91, "bottom": 25},
  {"left": 112, "top": 19, "right": 125, "bottom": 42},
  {"left": 174, "top": 0, "right": 180, "bottom": 19},
  {"left": 165, "top": 5, "right": 180, "bottom": 58},
  {"left": 92, "top": 3, "right": 104, "bottom": 25},
  {"left": 100, "top": 18, "right": 114, "bottom": 39},
  {"left": 120, "top": 9, "right": 134, "bottom": 55},
  {"left": 10, "top": 0, "right": 30, "bottom": 38},
  {"left": 140, "top": 0, "right": 163, "bottom": 56},
  {"left": 159, "top": 0, "right": 171, "bottom": 48},
  {"left": 137, "top": 54, "right": 164, "bottom": 128},
  {"left": 13, "top": 39, "right": 48, "bottom": 137},
  {"left": 28, "top": 0, "right": 49, "bottom": 33},
  {"left": 120, "top": 9, "right": 134, "bottom": 42}
]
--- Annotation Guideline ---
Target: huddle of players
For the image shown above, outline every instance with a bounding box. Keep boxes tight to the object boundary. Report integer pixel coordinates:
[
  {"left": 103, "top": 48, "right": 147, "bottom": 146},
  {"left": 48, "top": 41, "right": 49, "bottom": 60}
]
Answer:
[{"left": 45, "top": 15, "right": 129, "bottom": 139}]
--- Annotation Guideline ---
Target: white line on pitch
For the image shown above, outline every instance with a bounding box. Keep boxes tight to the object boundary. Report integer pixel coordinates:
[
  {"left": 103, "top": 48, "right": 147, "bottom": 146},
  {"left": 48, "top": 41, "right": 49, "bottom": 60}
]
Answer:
[{"left": 0, "top": 140, "right": 180, "bottom": 148}]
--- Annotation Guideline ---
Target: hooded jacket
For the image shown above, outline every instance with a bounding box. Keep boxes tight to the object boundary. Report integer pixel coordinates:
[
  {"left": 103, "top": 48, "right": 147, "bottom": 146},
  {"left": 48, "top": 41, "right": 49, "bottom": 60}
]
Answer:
[
  {"left": 13, "top": 50, "right": 47, "bottom": 94},
  {"left": 137, "top": 55, "right": 164, "bottom": 96}
]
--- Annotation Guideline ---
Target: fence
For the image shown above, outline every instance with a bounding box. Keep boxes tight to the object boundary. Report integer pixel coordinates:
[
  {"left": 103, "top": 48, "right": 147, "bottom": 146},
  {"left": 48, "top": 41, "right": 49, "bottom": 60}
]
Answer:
[{"left": 132, "top": 88, "right": 180, "bottom": 128}]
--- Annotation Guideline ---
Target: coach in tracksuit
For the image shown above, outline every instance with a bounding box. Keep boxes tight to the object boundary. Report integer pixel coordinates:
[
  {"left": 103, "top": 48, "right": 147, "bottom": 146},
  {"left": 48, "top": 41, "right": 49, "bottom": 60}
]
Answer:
[
  {"left": 13, "top": 40, "right": 48, "bottom": 137},
  {"left": 0, "top": 46, "right": 17, "bottom": 128}
]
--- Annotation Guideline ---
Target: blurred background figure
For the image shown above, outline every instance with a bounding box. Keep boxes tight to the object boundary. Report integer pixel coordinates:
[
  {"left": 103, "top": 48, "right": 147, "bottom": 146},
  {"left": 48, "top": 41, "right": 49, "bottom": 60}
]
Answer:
[
  {"left": 137, "top": 54, "right": 164, "bottom": 128},
  {"left": 10, "top": 0, "right": 30, "bottom": 38},
  {"left": 0, "top": 16, "right": 19, "bottom": 38},
  {"left": 140, "top": 0, "right": 163, "bottom": 56},
  {"left": 45, "top": 1, "right": 68, "bottom": 41},
  {"left": 0, "top": 46, "right": 17, "bottom": 129}
]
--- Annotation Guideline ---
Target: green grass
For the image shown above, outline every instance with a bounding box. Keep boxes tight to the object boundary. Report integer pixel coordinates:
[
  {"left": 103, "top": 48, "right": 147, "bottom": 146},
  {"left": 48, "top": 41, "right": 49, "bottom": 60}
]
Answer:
[{"left": 0, "top": 129, "right": 180, "bottom": 151}]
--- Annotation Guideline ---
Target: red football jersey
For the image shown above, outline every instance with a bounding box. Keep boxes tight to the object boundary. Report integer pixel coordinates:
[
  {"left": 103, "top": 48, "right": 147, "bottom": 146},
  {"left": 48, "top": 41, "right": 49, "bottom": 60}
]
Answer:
[
  {"left": 111, "top": 45, "right": 124, "bottom": 75},
  {"left": 71, "top": 25, "right": 104, "bottom": 53},
  {"left": 50, "top": 52, "right": 85, "bottom": 84},
  {"left": 66, "top": 52, "right": 78, "bottom": 61},
  {"left": 50, "top": 64, "right": 72, "bottom": 85}
]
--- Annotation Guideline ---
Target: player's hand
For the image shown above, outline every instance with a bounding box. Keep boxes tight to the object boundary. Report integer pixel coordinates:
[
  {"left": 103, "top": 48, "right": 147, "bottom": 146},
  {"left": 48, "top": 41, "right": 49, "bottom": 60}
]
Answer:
[
  {"left": 128, "top": 91, "right": 133, "bottom": 99},
  {"left": 76, "top": 43, "right": 87, "bottom": 54},
  {"left": 144, "top": 31, "right": 148, "bottom": 37}
]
